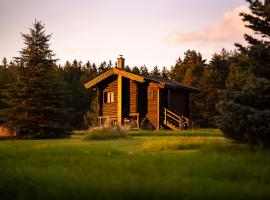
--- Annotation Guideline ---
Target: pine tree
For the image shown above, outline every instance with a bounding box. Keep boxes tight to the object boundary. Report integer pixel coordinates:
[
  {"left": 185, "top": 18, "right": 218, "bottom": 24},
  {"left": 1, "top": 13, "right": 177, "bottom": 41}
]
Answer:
[
  {"left": 170, "top": 57, "right": 186, "bottom": 81},
  {"left": 98, "top": 61, "right": 111, "bottom": 74},
  {"left": 81, "top": 61, "right": 98, "bottom": 128},
  {"left": 2, "top": 57, "right": 7, "bottom": 68},
  {"left": 0, "top": 21, "right": 73, "bottom": 138},
  {"left": 182, "top": 50, "right": 206, "bottom": 86},
  {"left": 197, "top": 49, "right": 231, "bottom": 127},
  {"left": 124, "top": 66, "right": 131, "bottom": 72},
  {"left": 235, "top": 0, "right": 270, "bottom": 78},
  {"left": 217, "top": 0, "right": 270, "bottom": 147},
  {"left": 150, "top": 66, "right": 161, "bottom": 78},
  {"left": 177, "top": 50, "right": 206, "bottom": 126},
  {"left": 131, "top": 66, "right": 140, "bottom": 75},
  {"left": 0, "top": 60, "right": 16, "bottom": 123},
  {"left": 161, "top": 66, "right": 169, "bottom": 79},
  {"left": 139, "top": 65, "right": 149, "bottom": 76}
]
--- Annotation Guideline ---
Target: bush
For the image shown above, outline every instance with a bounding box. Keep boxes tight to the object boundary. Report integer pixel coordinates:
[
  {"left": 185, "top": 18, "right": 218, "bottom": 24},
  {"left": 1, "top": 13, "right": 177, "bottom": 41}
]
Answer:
[{"left": 83, "top": 127, "right": 128, "bottom": 140}]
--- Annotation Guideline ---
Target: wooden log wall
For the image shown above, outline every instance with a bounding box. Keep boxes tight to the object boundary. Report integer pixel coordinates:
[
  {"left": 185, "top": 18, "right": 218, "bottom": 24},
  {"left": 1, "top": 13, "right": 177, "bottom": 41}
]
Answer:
[
  {"left": 99, "top": 76, "right": 118, "bottom": 117},
  {"left": 129, "top": 80, "right": 138, "bottom": 114},
  {"left": 145, "top": 82, "right": 159, "bottom": 129}
]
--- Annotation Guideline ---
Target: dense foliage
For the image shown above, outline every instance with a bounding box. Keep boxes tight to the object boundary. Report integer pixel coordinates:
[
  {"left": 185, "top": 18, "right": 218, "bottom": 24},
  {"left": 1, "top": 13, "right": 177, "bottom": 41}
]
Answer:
[
  {"left": 0, "top": 21, "right": 75, "bottom": 138},
  {"left": 217, "top": 0, "right": 270, "bottom": 147}
]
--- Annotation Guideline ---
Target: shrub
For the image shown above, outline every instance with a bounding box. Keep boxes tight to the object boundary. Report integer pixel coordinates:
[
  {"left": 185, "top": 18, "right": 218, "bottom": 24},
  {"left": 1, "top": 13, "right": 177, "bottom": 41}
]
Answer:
[{"left": 83, "top": 127, "right": 128, "bottom": 140}]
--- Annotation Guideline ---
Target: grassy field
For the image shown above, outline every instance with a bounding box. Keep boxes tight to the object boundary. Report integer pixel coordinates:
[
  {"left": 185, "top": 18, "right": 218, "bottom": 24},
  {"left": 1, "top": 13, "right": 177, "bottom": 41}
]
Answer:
[{"left": 0, "top": 130, "right": 270, "bottom": 200}]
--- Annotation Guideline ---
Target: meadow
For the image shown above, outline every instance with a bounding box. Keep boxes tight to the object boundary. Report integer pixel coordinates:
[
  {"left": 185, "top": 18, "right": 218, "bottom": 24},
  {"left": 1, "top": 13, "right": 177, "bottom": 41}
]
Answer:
[{"left": 0, "top": 130, "right": 269, "bottom": 200}]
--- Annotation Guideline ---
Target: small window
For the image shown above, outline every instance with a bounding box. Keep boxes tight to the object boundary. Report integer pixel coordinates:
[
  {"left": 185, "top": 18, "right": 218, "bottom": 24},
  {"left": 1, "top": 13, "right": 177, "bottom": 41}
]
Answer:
[
  {"left": 104, "top": 92, "right": 114, "bottom": 103},
  {"left": 148, "top": 90, "right": 153, "bottom": 99}
]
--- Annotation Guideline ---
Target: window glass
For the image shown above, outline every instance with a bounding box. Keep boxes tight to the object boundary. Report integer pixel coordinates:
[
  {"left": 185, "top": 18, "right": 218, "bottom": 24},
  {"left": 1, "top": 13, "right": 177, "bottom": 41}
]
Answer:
[
  {"left": 110, "top": 92, "right": 114, "bottom": 103},
  {"left": 104, "top": 92, "right": 114, "bottom": 103},
  {"left": 107, "top": 92, "right": 111, "bottom": 103}
]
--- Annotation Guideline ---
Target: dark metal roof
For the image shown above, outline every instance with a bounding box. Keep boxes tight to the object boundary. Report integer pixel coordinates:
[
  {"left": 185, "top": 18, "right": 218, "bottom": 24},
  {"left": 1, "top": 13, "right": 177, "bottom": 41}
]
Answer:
[{"left": 144, "top": 76, "right": 200, "bottom": 93}]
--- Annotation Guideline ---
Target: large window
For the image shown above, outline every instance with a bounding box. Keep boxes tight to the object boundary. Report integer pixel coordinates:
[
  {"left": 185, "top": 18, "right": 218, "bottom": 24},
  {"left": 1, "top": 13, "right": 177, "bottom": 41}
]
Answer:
[{"left": 104, "top": 92, "right": 114, "bottom": 103}]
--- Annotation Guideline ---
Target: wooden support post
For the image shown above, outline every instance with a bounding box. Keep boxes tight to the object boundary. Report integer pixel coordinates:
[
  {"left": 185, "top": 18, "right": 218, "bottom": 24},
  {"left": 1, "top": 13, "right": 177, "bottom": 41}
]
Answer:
[
  {"left": 164, "top": 108, "right": 167, "bottom": 125},
  {"left": 157, "top": 88, "right": 160, "bottom": 130},
  {"left": 117, "top": 75, "right": 122, "bottom": 126},
  {"left": 168, "top": 89, "right": 171, "bottom": 108}
]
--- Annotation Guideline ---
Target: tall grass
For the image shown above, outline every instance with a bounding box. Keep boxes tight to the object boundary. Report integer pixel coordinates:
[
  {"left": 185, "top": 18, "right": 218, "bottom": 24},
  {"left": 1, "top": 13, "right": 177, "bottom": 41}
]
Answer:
[{"left": 83, "top": 127, "right": 128, "bottom": 140}]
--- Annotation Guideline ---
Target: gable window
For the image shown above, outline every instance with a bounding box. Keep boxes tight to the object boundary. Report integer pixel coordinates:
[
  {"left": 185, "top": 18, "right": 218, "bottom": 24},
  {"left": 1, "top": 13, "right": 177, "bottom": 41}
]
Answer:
[{"left": 104, "top": 92, "right": 114, "bottom": 103}]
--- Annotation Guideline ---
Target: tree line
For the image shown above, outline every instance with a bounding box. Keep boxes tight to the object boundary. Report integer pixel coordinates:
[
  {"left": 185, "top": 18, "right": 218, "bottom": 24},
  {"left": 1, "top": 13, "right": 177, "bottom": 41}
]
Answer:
[
  {"left": 0, "top": 0, "right": 269, "bottom": 147},
  {"left": 0, "top": 48, "right": 232, "bottom": 131}
]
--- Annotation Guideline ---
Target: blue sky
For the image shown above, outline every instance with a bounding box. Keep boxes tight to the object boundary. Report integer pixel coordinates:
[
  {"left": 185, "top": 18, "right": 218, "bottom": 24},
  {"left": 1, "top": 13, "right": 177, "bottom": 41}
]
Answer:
[{"left": 0, "top": 0, "right": 248, "bottom": 69}]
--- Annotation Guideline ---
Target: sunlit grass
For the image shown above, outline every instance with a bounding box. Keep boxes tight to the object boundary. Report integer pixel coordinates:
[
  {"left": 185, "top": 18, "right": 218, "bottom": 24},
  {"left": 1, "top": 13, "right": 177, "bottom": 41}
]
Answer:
[
  {"left": 129, "top": 129, "right": 223, "bottom": 136},
  {"left": 83, "top": 127, "right": 128, "bottom": 140},
  {"left": 75, "top": 128, "right": 223, "bottom": 137},
  {"left": 0, "top": 132, "right": 269, "bottom": 200},
  {"left": 141, "top": 136, "right": 227, "bottom": 151}
]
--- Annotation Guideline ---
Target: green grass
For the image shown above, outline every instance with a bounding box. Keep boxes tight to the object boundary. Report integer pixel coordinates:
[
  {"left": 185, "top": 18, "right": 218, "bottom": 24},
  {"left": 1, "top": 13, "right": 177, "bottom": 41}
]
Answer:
[
  {"left": 0, "top": 131, "right": 269, "bottom": 200},
  {"left": 83, "top": 127, "right": 128, "bottom": 140},
  {"left": 129, "top": 129, "right": 223, "bottom": 136},
  {"left": 141, "top": 136, "right": 227, "bottom": 151},
  {"left": 75, "top": 128, "right": 223, "bottom": 137}
]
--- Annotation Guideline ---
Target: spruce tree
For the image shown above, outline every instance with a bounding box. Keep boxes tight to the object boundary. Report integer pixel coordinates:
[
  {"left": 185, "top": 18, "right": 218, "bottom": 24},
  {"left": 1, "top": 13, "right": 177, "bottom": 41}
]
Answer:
[
  {"left": 150, "top": 66, "right": 161, "bottom": 78},
  {"left": 0, "top": 21, "right": 72, "bottom": 138},
  {"left": 170, "top": 57, "right": 185, "bottom": 82},
  {"left": 124, "top": 66, "right": 131, "bottom": 72},
  {"left": 197, "top": 49, "right": 231, "bottom": 127},
  {"left": 131, "top": 66, "right": 140, "bottom": 75},
  {"left": 217, "top": 0, "right": 270, "bottom": 147},
  {"left": 139, "top": 65, "right": 149, "bottom": 76},
  {"left": 161, "top": 66, "right": 169, "bottom": 79}
]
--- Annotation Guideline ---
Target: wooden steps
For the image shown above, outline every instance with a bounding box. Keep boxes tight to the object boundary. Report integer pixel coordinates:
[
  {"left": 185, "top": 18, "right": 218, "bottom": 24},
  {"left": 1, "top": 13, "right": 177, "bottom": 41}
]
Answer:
[{"left": 163, "top": 108, "right": 189, "bottom": 130}]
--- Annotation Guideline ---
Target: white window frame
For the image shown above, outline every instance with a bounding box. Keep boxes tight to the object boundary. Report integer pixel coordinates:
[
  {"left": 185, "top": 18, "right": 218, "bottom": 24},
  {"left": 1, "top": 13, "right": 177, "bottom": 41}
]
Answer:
[{"left": 105, "top": 92, "right": 114, "bottom": 103}]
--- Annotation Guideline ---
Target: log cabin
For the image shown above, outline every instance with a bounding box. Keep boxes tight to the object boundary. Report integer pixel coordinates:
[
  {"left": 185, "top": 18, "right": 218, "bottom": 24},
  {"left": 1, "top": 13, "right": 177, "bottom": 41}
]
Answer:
[{"left": 84, "top": 56, "right": 200, "bottom": 130}]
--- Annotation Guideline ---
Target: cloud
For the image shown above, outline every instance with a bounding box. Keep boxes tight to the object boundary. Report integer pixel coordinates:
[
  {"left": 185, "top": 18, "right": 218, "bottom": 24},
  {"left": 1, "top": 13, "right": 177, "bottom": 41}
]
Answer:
[{"left": 165, "top": 5, "right": 251, "bottom": 46}]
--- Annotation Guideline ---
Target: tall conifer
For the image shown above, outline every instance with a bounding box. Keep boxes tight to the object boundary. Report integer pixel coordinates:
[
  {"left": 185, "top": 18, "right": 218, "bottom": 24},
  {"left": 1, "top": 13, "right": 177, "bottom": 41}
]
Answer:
[
  {"left": 0, "top": 21, "right": 72, "bottom": 138},
  {"left": 217, "top": 0, "right": 270, "bottom": 146}
]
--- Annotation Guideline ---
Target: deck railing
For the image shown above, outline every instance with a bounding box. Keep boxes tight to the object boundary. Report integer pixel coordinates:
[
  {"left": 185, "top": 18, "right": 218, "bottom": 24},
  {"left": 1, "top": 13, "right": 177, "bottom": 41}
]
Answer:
[
  {"left": 98, "top": 113, "right": 139, "bottom": 129},
  {"left": 98, "top": 116, "right": 117, "bottom": 127}
]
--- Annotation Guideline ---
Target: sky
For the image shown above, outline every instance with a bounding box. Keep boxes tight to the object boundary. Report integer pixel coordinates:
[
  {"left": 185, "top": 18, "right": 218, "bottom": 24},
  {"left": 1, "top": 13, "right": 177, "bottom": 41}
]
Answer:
[{"left": 0, "top": 0, "right": 249, "bottom": 69}]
